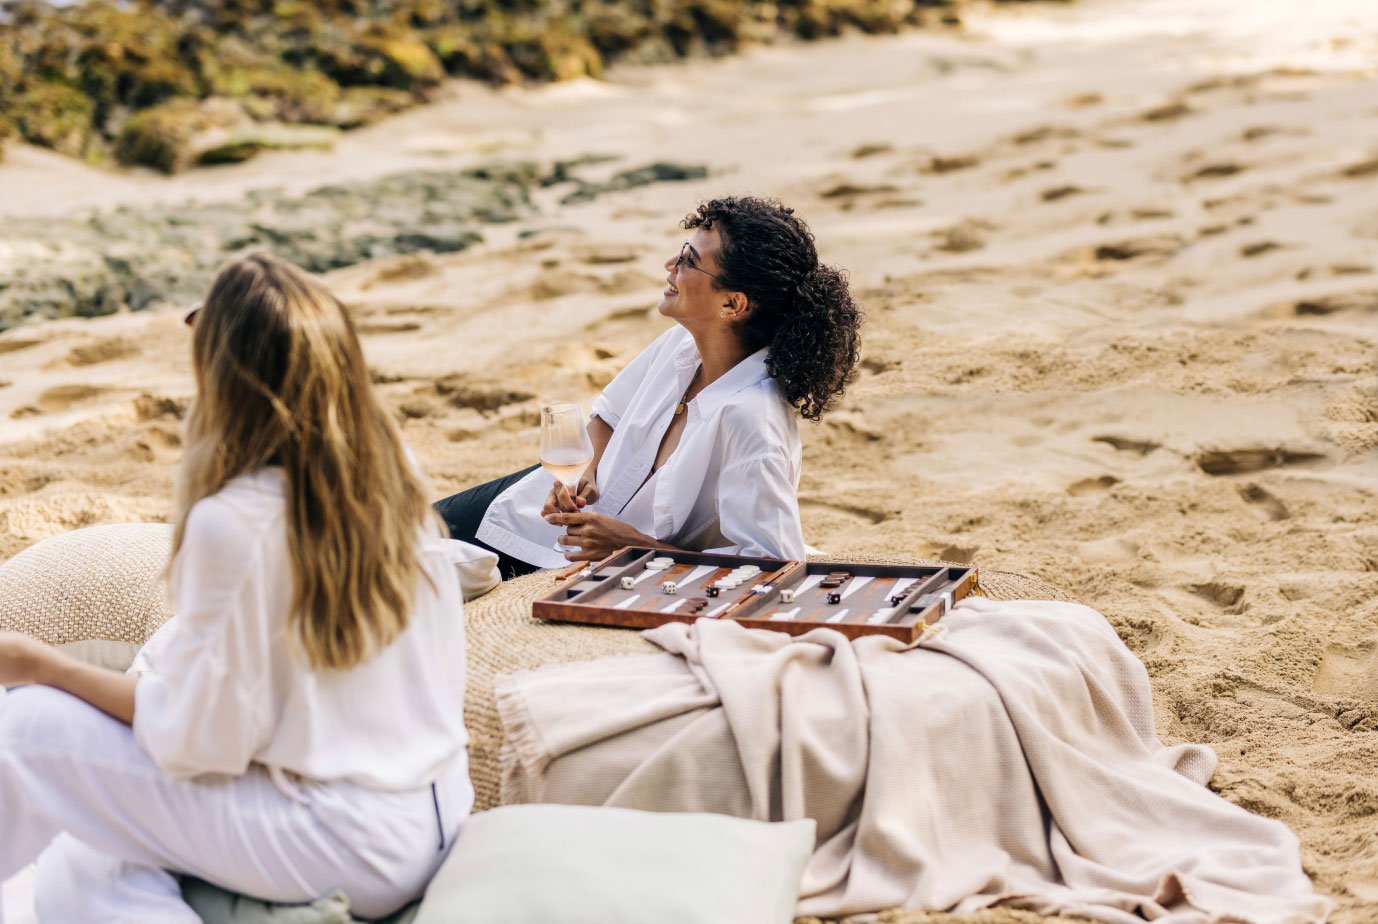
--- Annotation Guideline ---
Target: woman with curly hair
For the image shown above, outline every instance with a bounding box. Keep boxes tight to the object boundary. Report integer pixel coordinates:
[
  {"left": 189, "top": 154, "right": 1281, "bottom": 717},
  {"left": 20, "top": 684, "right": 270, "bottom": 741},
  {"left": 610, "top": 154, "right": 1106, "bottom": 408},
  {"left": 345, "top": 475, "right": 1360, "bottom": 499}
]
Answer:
[{"left": 438, "top": 196, "right": 863, "bottom": 576}]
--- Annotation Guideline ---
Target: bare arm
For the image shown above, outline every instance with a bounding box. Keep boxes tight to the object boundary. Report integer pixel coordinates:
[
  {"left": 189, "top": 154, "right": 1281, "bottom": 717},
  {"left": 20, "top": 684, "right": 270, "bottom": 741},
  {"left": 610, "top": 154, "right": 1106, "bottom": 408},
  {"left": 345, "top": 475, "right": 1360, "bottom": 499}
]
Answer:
[
  {"left": 0, "top": 632, "right": 137, "bottom": 725},
  {"left": 586, "top": 414, "right": 613, "bottom": 483}
]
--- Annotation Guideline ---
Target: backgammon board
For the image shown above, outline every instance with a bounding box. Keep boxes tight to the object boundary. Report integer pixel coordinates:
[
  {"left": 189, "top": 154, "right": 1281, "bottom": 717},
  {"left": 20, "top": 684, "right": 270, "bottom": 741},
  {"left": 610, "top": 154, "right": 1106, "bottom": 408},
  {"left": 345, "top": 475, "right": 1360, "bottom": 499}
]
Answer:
[{"left": 533, "top": 547, "right": 977, "bottom": 642}]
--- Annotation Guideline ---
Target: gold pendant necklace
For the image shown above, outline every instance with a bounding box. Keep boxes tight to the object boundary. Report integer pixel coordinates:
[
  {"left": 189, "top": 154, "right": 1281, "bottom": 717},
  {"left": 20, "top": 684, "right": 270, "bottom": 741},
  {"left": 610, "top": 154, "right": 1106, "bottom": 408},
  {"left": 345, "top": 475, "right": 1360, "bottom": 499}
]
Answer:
[{"left": 674, "top": 367, "right": 700, "bottom": 416}]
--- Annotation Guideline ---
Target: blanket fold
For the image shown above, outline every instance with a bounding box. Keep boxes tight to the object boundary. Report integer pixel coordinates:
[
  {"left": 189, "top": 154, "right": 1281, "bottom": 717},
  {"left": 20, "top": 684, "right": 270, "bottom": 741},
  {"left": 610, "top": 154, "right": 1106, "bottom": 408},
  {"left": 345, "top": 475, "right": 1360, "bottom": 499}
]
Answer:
[{"left": 495, "top": 596, "right": 1330, "bottom": 923}]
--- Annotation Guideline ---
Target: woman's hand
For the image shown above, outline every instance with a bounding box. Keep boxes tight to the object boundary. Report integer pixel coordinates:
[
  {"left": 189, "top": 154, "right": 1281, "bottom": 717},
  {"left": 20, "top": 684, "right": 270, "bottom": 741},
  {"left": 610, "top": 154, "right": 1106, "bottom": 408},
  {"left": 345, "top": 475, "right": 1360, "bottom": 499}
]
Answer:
[
  {"left": 0, "top": 631, "right": 54, "bottom": 686},
  {"left": 540, "top": 477, "right": 600, "bottom": 518},
  {"left": 544, "top": 511, "right": 650, "bottom": 562}
]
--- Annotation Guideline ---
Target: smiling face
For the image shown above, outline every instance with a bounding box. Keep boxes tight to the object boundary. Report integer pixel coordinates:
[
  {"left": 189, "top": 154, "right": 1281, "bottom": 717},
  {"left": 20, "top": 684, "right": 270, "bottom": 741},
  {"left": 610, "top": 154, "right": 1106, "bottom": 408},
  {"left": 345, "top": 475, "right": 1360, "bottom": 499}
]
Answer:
[{"left": 658, "top": 226, "right": 731, "bottom": 325}]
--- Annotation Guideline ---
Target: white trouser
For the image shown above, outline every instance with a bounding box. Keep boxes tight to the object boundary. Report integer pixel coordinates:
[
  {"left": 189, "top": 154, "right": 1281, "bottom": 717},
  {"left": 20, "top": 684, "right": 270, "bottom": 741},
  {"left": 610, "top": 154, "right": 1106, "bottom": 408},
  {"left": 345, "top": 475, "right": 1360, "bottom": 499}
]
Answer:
[{"left": 0, "top": 685, "right": 469, "bottom": 924}]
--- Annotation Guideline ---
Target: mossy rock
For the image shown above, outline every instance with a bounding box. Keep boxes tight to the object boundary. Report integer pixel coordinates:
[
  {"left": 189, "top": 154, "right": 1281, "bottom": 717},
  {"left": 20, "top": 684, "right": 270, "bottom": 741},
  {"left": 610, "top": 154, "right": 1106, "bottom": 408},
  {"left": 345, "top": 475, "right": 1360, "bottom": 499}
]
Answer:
[
  {"left": 330, "top": 86, "right": 416, "bottom": 129},
  {"left": 582, "top": 3, "right": 657, "bottom": 59},
  {"left": 0, "top": 116, "right": 15, "bottom": 163},
  {"left": 426, "top": 28, "right": 524, "bottom": 85},
  {"left": 13, "top": 81, "right": 96, "bottom": 158},
  {"left": 115, "top": 98, "right": 246, "bottom": 173},
  {"left": 507, "top": 24, "right": 604, "bottom": 81},
  {"left": 207, "top": 63, "right": 342, "bottom": 124},
  {"left": 0, "top": 41, "right": 21, "bottom": 89},
  {"left": 318, "top": 23, "right": 438, "bottom": 90},
  {"left": 664, "top": 0, "right": 744, "bottom": 52},
  {"left": 195, "top": 122, "right": 339, "bottom": 166},
  {"left": 59, "top": 2, "right": 201, "bottom": 112}
]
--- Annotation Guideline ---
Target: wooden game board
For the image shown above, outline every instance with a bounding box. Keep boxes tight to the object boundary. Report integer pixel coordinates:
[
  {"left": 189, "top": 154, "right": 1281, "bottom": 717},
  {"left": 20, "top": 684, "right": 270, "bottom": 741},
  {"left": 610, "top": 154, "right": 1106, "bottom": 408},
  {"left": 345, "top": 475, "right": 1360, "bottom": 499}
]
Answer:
[{"left": 533, "top": 547, "right": 977, "bottom": 642}]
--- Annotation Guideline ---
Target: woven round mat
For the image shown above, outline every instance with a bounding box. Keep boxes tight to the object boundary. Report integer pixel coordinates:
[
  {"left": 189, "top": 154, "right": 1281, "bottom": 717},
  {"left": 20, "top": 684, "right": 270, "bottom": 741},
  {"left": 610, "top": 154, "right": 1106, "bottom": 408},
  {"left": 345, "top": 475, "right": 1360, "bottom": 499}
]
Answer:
[
  {"left": 0, "top": 523, "right": 175, "bottom": 669},
  {"left": 462, "top": 556, "right": 1072, "bottom": 812}
]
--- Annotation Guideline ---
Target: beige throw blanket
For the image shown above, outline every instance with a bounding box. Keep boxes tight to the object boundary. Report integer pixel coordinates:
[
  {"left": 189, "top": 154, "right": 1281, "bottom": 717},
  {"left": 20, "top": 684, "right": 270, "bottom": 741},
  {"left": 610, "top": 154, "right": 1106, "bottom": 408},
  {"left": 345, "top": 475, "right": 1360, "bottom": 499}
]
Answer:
[{"left": 495, "top": 597, "right": 1330, "bottom": 923}]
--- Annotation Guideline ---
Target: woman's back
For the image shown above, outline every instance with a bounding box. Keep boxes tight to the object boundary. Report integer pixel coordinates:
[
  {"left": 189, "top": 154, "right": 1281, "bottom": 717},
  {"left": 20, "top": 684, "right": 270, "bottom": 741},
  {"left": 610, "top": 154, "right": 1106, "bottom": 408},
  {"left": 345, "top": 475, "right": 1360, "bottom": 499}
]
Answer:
[{"left": 136, "top": 468, "right": 470, "bottom": 794}]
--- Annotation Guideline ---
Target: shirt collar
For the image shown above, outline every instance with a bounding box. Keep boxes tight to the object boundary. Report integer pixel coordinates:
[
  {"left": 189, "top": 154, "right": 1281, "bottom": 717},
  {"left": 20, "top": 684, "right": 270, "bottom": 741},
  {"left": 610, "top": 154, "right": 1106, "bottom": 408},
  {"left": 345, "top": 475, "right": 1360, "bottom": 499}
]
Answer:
[{"left": 673, "top": 335, "right": 771, "bottom": 419}]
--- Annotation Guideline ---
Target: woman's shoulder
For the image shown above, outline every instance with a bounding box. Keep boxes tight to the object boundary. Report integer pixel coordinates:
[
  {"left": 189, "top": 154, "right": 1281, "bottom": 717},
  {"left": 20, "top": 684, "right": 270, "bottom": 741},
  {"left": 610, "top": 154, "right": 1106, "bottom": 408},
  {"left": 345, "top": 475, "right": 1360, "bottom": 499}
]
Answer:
[
  {"left": 184, "top": 470, "right": 287, "bottom": 551},
  {"left": 715, "top": 381, "right": 799, "bottom": 455}
]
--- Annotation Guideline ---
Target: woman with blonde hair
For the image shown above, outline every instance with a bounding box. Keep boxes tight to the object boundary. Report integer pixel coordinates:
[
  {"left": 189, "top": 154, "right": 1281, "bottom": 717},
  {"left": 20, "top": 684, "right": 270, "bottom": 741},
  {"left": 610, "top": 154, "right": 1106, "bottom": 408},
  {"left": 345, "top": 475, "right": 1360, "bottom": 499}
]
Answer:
[{"left": 0, "top": 253, "right": 471, "bottom": 921}]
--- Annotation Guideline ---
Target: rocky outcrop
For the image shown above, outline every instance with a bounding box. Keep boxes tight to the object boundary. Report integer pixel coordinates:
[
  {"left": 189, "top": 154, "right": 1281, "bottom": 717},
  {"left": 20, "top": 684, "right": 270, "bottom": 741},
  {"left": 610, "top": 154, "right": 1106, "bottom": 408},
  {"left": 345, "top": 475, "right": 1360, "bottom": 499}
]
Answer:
[
  {"left": 0, "top": 157, "right": 709, "bottom": 329},
  {"left": 0, "top": 0, "right": 988, "bottom": 171}
]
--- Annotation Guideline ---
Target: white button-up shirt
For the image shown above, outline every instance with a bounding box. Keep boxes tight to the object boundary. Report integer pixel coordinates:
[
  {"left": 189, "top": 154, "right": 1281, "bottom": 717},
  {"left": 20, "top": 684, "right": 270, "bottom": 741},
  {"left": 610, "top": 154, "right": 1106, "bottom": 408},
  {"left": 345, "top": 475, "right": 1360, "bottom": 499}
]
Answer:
[
  {"left": 477, "top": 325, "right": 806, "bottom": 568},
  {"left": 134, "top": 469, "right": 473, "bottom": 797}
]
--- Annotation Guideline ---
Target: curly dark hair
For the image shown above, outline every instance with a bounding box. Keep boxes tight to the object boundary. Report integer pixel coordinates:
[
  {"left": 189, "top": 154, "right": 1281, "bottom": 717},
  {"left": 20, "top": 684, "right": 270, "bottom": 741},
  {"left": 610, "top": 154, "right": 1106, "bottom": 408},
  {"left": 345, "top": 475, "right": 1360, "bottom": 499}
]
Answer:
[{"left": 682, "top": 196, "right": 862, "bottom": 421}]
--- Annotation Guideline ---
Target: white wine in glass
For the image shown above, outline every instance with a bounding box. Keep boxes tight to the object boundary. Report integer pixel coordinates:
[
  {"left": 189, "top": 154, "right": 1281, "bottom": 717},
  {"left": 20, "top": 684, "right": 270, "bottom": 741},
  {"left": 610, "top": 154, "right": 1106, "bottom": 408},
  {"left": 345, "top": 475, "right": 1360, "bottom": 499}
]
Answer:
[{"left": 539, "top": 403, "right": 594, "bottom": 553}]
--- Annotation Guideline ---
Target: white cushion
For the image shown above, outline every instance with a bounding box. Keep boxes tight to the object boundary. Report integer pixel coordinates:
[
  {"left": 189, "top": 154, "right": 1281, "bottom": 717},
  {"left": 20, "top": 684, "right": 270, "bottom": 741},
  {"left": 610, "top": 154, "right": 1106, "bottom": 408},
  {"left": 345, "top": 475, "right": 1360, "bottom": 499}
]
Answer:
[
  {"left": 413, "top": 805, "right": 814, "bottom": 924},
  {"left": 437, "top": 538, "right": 500, "bottom": 602}
]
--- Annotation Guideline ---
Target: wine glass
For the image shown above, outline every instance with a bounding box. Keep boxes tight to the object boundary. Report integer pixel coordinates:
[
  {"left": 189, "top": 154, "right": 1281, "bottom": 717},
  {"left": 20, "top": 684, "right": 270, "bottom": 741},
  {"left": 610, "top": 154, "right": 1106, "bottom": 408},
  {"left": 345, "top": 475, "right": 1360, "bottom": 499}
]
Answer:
[{"left": 539, "top": 402, "right": 594, "bottom": 553}]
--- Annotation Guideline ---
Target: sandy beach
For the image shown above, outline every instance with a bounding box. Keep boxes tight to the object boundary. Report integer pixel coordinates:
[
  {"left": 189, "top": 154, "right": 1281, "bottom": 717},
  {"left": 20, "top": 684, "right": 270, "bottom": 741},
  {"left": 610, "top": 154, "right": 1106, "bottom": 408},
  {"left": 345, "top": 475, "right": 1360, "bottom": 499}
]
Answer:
[{"left": 2, "top": 0, "right": 1377, "bottom": 919}]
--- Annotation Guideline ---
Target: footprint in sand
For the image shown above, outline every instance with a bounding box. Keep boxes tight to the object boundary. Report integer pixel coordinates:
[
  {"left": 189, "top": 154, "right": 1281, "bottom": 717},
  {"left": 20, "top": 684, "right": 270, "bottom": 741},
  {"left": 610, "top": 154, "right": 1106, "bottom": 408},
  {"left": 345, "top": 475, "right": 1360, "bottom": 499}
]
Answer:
[
  {"left": 1237, "top": 483, "right": 1290, "bottom": 521},
  {"left": 397, "top": 398, "right": 440, "bottom": 420},
  {"left": 1186, "top": 580, "right": 1247, "bottom": 613},
  {"left": 931, "top": 219, "right": 994, "bottom": 254},
  {"left": 0, "top": 338, "right": 42, "bottom": 357},
  {"left": 1192, "top": 446, "right": 1327, "bottom": 476},
  {"left": 1066, "top": 475, "right": 1120, "bottom": 497},
  {"left": 1239, "top": 240, "right": 1284, "bottom": 258},
  {"left": 1139, "top": 101, "right": 1193, "bottom": 123},
  {"left": 820, "top": 182, "right": 901, "bottom": 199},
  {"left": 11, "top": 384, "right": 109, "bottom": 418},
  {"left": 1010, "top": 125, "right": 1080, "bottom": 146},
  {"left": 1092, "top": 434, "right": 1160, "bottom": 455},
  {"left": 1240, "top": 125, "right": 1283, "bottom": 142},
  {"left": 1091, "top": 235, "right": 1184, "bottom": 262},
  {"left": 355, "top": 320, "right": 424, "bottom": 335},
  {"left": 361, "top": 255, "right": 439, "bottom": 290},
  {"left": 1041, "top": 185, "right": 1087, "bottom": 202},
  {"left": 134, "top": 394, "right": 188, "bottom": 421},
  {"left": 1340, "top": 155, "right": 1378, "bottom": 179},
  {"left": 1314, "top": 640, "right": 1378, "bottom": 704},
  {"left": 920, "top": 154, "right": 980, "bottom": 175},
  {"left": 1292, "top": 291, "right": 1378, "bottom": 316},
  {"left": 65, "top": 337, "right": 140, "bottom": 367},
  {"left": 431, "top": 375, "right": 534, "bottom": 415},
  {"left": 1185, "top": 162, "right": 1245, "bottom": 182},
  {"left": 1063, "top": 92, "right": 1103, "bottom": 109},
  {"left": 571, "top": 244, "right": 640, "bottom": 266},
  {"left": 799, "top": 498, "right": 890, "bottom": 527},
  {"left": 849, "top": 143, "right": 894, "bottom": 159}
]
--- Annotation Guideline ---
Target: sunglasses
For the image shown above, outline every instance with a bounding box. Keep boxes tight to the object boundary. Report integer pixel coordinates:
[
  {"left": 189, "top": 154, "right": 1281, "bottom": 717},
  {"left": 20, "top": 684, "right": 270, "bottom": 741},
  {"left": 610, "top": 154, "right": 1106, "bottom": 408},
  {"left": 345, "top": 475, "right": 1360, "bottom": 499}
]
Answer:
[
  {"left": 674, "top": 243, "right": 723, "bottom": 282},
  {"left": 183, "top": 301, "right": 202, "bottom": 328}
]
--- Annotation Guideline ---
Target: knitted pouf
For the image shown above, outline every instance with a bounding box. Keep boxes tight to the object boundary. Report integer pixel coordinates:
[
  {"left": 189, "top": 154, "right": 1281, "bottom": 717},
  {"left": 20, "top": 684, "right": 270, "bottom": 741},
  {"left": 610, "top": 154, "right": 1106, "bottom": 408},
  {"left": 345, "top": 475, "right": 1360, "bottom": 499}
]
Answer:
[{"left": 0, "top": 523, "right": 175, "bottom": 670}]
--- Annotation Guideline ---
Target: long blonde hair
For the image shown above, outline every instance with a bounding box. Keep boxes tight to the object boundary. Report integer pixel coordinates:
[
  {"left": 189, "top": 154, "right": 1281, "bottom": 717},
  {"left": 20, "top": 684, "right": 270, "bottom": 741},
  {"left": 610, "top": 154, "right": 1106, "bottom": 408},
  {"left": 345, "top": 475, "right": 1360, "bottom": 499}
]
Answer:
[{"left": 172, "top": 252, "right": 438, "bottom": 671}]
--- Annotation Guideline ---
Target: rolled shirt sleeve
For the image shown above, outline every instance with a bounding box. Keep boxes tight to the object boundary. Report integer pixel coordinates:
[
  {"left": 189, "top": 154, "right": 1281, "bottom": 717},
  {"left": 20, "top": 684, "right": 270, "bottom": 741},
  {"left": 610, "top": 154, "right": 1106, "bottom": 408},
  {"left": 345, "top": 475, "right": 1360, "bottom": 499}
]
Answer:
[
  {"left": 133, "top": 499, "right": 274, "bottom": 779},
  {"left": 707, "top": 451, "right": 807, "bottom": 560}
]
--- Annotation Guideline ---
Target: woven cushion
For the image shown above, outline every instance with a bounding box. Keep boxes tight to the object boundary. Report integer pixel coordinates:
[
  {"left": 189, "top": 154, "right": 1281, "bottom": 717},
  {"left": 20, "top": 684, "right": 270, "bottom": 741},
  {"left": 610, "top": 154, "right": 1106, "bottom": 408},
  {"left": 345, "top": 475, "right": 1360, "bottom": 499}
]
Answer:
[{"left": 0, "top": 523, "right": 175, "bottom": 670}]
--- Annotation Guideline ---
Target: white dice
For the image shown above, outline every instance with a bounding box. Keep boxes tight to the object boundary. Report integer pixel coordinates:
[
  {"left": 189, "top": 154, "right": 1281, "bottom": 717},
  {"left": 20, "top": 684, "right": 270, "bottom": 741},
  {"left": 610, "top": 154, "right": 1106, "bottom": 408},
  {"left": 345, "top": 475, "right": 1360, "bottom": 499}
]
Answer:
[
  {"left": 620, "top": 576, "right": 636, "bottom": 590},
  {"left": 661, "top": 581, "right": 678, "bottom": 595},
  {"left": 780, "top": 589, "right": 796, "bottom": 604}
]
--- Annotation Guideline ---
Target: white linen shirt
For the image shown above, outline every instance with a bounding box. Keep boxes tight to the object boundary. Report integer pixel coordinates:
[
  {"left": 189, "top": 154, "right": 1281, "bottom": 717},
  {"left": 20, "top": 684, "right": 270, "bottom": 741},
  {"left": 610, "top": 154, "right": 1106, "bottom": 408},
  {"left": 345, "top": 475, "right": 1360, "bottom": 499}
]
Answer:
[
  {"left": 476, "top": 325, "right": 806, "bottom": 568},
  {"left": 133, "top": 469, "right": 473, "bottom": 798}
]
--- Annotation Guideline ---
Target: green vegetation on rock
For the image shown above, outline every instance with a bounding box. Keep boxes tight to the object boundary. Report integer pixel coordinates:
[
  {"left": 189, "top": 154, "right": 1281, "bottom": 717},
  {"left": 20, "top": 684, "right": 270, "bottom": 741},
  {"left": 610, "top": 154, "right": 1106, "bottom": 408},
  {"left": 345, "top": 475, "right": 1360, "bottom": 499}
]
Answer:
[
  {"left": 0, "top": 0, "right": 1031, "bottom": 171},
  {"left": 0, "top": 155, "right": 709, "bottom": 329}
]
